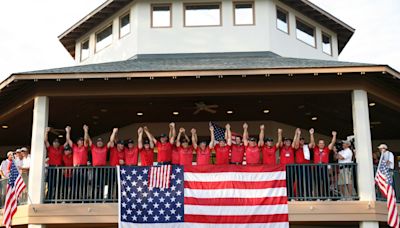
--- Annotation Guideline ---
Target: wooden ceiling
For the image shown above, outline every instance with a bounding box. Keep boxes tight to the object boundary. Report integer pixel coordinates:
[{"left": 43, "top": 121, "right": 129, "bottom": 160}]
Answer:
[{"left": 1, "top": 92, "right": 398, "bottom": 146}]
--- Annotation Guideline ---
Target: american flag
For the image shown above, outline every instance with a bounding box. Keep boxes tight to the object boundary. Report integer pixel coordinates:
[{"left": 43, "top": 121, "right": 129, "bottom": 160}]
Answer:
[
  {"left": 375, "top": 159, "right": 399, "bottom": 228},
  {"left": 118, "top": 165, "right": 289, "bottom": 227},
  {"left": 2, "top": 160, "right": 26, "bottom": 228},
  {"left": 148, "top": 165, "right": 172, "bottom": 189},
  {"left": 210, "top": 122, "right": 240, "bottom": 144}
]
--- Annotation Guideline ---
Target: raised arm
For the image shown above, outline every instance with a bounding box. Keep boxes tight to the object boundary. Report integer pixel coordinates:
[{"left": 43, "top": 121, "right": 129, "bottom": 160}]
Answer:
[
  {"left": 45, "top": 127, "right": 51, "bottom": 148},
  {"left": 292, "top": 128, "right": 300, "bottom": 149},
  {"left": 328, "top": 131, "right": 337, "bottom": 150},
  {"left": 191, "top": 128, "right": 198, "bottom": 149},
  {"left": 276, "top": 128, "right": 283, "bottom": 148},
  {"left": 107, "top": 128, "right": 118, "bottom": 148},
  {"left": 258, "top": 124, "right": 265, "bottom": 147},
  {"left": 243, "top": 123, "right": 249, "bottom": 147},
  {"left": 308, "top": 128, "right": 315, "bottom": 148},
  {"left": 138, "top": 127, "right": 144, "bottom": 149},
  {"left": 169, "top": 122, "right": 176, "bottom": 144},
  {"left": 83, "top": 124, "right": 92, "bottom": 146},
  {"left": 176, "top": 128, "right": 185, "bottom": 147},
  {"left": 65, "top": 126, "right": 73, "bottom": 147},
  {"left": 209, "top": 125, "right": 215, "bottom": 149},
  {"left": 226, "top": 124, "right": 232, "bottom": 146},
  {"left": 143, "top": 126, "right": 155, "bottom": 149}
]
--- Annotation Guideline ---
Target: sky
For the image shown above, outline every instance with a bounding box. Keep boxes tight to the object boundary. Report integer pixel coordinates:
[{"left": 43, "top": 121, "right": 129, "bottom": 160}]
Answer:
[{"left": 0, "top": 0, "right": 399, "bottom": 82}]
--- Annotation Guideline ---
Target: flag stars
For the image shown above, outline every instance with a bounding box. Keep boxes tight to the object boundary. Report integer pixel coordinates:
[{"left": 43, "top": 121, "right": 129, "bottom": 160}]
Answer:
[
  {"left": 171, "top": 173, "right": 176, "bottom": 179},
  {"left": 148, "top": 197, "right": 154, "bottom": 203},
  {"left": 126, "top": 186, "right": 131, "bottom": 192},
  {"left": 175, "top": 167, "right": 181, "bottom": 173},
  {"left": 170, "top": 208, "right": 176, "bottom": 214},
  {"left": 165, "top": 192, "right": 171, "bottom": 197},
  {"left": 142, "top": 203, "right": 148, "bottom": 209},
  {"left": 175, "top": 202, "right": 182, "bottom": 208},
  {"left": 126, "top": 175, "right": 132, "bottom": 180},
  {"left": 143, "top": 169, "right": 149, "bottom": 174},
  {"left": 176, "top": 214, "right": 182, "bottom": 220},
  {"left": 176, "top": 179, "right": 182, "bottom": 184},
  {"left": 147, "top": 209, "right": 153, "bottom": 215},
  {"left": 121, "top": 180, "right": 127, "bottom": 185},
  {"left": 121, "top": 202, "right": 127, "bottom": 208},
  {"left": 171, "top": 185, "right": 176, "bottom": 191},
  {"left": 143, "top": 180, "right": 148, "bottom": 186},
  {"left": 153, "top": 203, "right": 159, "bottom": 209},
  {"left": 159, "top": 209, "right": 165, "bottom": 215},
  {"left": 131, "top": 192, "right": 137, "bottom": 198},
  {"left": 170, "top": 197, "right": 176, "bottom": 202},
  {"left": 122, "top": 191, "right": 127, "bottom": 197},
  {"left": 159, "top": 197, "right": 165, "bottom": 203},
  {"left": 142, "top": 192, "right": 148, "bottom": 198},
  {"left": 176, "top": 190, "right": 182, "bottom": 196},
  {"left": 122, "top": 214, "right": 127, "bottom": 220},
  {"left": 137, "top": 186, "right": 143, "bottom": 192},
  {"left": 165, "top": 215, "right": 170, "bottom": 221},
  {"left": 131, "top": 181, "right": 137, "bottom": 186},
  {"left": 143, "top": 215, "right": 148, "bottom": 221},
  {"left": 136, "top": 209, "right": 142, "bottom": 215},
  {"left": 165, "top": 202, "right": 171, "bottom": 208},
  {"left": 131, "top": 169, "right": 137, "bottom": 175},
  {"left": 121, "top": 169, "right": 126, "bottom": 174},
  {"left": 136, "top": 198, "right": 142, "bottom": 203},
  {"left": 137, "top": 175, "right": 143, "bottom": 180},
  {"left": 154, "top": 192, "right": 160, "bottom": 197},
  {"left": 132, "top": 215, "right": 137, "bottom": 221},
  {"left": 153, "top": 215, "right": 159, "bottom": 221},
  {"left": 126, "top": 209, "right": 132, "bottom": 215}
]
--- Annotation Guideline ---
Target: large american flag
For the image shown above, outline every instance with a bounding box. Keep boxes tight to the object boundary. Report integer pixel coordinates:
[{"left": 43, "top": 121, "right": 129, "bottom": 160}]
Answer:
[
  {"left": 2, "top": 160, "right": 26, "bottom": 228},
  {"left": 118, "top": 165, "right": 288, "bottom": 228},
  {"left": 375, "top": 159, "right": 399, "bottom": 228}
]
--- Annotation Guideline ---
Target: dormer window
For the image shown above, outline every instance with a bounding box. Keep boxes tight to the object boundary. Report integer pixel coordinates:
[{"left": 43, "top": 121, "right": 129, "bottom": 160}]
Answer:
[
  {"left": 119, "top": 13, "right": 130, "bottom": 38},
  {"left": 276, "top": 8, "right": 288, "bottom": 33},
  {"left": 80, "top": 39, "right": 89, "bottom": 61},
  {"left": 96, "top": 24, "right": 113, "bottom": 52},
  {"left": 234, "top": 2, "right": 254, "bottom": 25},
  {"left": 184, "top": 3, "right": 221, "bottom": 27},
  {"left": 151, "top": 4, "right": 172, "bottom": 28},
  {"left": 296, "top": 19, "right": 315, "bottom": 47},
  {"left": 322, "top": 33, "right": 332, "bottom": 55}
]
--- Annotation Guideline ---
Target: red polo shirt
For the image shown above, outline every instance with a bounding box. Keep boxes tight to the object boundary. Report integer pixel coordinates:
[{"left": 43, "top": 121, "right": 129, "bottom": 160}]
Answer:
[
  {"left": 47, "top": 146, "right": 63, "bottom": 166},
  {"left": 62, "top": 154, "right": 73, "bottom": 167},
  {"left": 214, "top": 144, "right": 231, "bottom": 165},
  {"left": 171, "top": 146, "right": 180, "bottom": 165},
  {"left": 125, "top": 147, "right": 139, "bottom": 166},
  {"left": 313, "top": 147, "right": 330, "bottom": 164},
  {"left": 72, "top": 144, "right": 88, "bottom": 166},
  {"left": 280, "top": 146, "right": 295, "bottom": 165},
  {"left": 295, "top": 146, "right": 310, "bottom": 164},
  {"left": 245, "top": 145, "right": 261, "bottom": 165},
  {"left": 178, "top": 146, "right": 194, "bottom": 166},
  {"left": 110, "top": 147, "right": 125, "bottom": 166},
  {"left": 231, "top": 144, "right": 245, "bottom": 163},
  {"left": 196, "top": 147, "right": 211, "bottom": 165},
  {"left": 156, "top": 142, "right": 173, "bottom": 163},
  {"left": 262, "top": 145, "right": 277, "bottom": 165},
  {"left": 91, "top": 145, "right": 108, "bottom": 166},
  {"left": 139, "top": 148, "right": 154, "bottom": 166}
]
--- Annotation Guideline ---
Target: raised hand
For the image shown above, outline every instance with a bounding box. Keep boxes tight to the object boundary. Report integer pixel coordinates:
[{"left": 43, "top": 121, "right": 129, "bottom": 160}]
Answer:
[
  {"left": 138, "top": 127, "right": 143, "bottom": 134},
  {"left": 179, "top": 128, "right": 185, "bottom": 133},
  {"left": 169, "top": 122, "right": 175, "bottom": 129},
  {"left": 46, "top": 127, "right": 51, "bottom": 133},
  {"left": 191, "top": 128, "right": 196, "bottom": 134},
  {"left": 65, "top": 126, "right": 71, "bottom": 132},
  {"left": 332, "top": 131, "right": 337, "bottom": 136},
  {"left": 309, "top": 128, "right": 314, "bottom": 134},
  {"left": 278, "top": 128, "right": 283, "bottom": 134},
  {"left": 113, "top": 128, "right": 118, "bottom": 133},
  {"left": 243, "top": 123, "right": 248, "bottom": 129},
  {"left": 260, "top": 124, "right": 265, "bottom": 130},
  {"left": 83, "top": 124, "right": 89, "bottom": 131},
  {"left": 225, "top": 124, "right": 231, "bottom": 130}
]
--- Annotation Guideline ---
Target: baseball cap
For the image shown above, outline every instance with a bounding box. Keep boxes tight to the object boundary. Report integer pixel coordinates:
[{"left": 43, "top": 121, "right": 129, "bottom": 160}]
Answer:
[
  {"left": 249, "top": 137, "right": 257, "bottom": 142},
  {"left": 20, "top": 147, "right": 28, "bottom": 152},
  {"left": 180, "top": 138, "right": 189, "bottom": 143},
  {"left": 378, "top": 144, "right": 388, "bottom": 149},
  {"left": 342, "top": 140, "right": 351, "bottom": 145},
  {"left": 265, "top": 137, "right": 273, "bottom": 142},
  {"left": 160, "top": 133, "right": 168, "bottom": 138},
  {"left": 76, "top": 137, "right": 84, "bottom": 141},
  {"left": 117, "top": 140, "right": 125, "bottom": 145},
  {"left": 199, "top": 141, "right": 207, "bottom": 145},
  {"left": 16, "top": 148, "right": 22, "bottom": 153},
  {"left": 7, "top": 151, "right": 13, "bottom": 157},
  {"left": 127, "top": 139, "right": 134, "bottom": 144},
  {"left": 64, "top": 145, "right": 72, "bottom": 151},
  {"left": 97, "top": 137, "right": 103, "bottom": 142},
  {"left": 144, "top": 139, "right": 150, "bottom": 144},
  {"left": 283, "top": 137, "right": 292, "bottom": 142},
  {"left": 53, "top": 138, "right": 60, "bottom": 143}
]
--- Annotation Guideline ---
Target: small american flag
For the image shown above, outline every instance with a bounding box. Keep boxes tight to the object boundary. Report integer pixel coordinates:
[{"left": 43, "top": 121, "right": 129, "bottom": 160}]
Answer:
[
  {"left": 210, "top": 122, "right": 240, "bottom": 144},
  {"left": 2, "top": 160, "right": 26, "bottom": 228},
  {"left": 375, "top": 158, "right": 399, "bottom": 228},
  {"left": 149, "top": 165, "right": 172, "bottom": 189},
  {"left": 119, "top": 165, "right": 288, "bottom": 227}
]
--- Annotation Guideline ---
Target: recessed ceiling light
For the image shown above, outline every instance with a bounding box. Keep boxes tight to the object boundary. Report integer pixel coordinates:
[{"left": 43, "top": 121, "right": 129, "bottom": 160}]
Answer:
[
  {"left": 100, "top": 109, "right": 108, "bottom": 113},
  {"left": 311, "top": 117, "right": 318, "bottom": 121},
  {"left": 58, "top": 135, "right": 64, "bottom": 138},
  {"left": 263, "top": 109, "right": 270, "bottom": 114},
  {"left": 369, "top": 103, "right": 376, "bottom": 107},
  {"left": 1, "top": 125, "right": 8, "bottom": 129},
  {"left": 173, "top": 111, "right": 179, "bottom": 115},
  {"left": 227, "top": 110, "right": 233, "bottom": 114},
  {"left": 137, "top": 112, "right": 143, "bottom": 116}
]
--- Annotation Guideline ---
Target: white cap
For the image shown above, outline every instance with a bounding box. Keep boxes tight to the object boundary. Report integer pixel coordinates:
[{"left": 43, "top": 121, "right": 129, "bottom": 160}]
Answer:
[
  {"left": 7, "top": 151, "right": 13, "bottom": 157},
  {"left": 15, "top": 148, "right": 21, "bottom": 153},
  {"left": 20, "top": 147, "right": 28, "bottom": 152},
  {"left": 378, "top": 144, "right": 388, "bottom": 150}
]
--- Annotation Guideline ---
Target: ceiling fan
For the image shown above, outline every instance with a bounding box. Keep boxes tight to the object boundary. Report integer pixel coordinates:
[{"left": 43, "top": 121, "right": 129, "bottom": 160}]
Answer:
[{"left": 193, "top": 102, "right": 219, "bottom": 115}]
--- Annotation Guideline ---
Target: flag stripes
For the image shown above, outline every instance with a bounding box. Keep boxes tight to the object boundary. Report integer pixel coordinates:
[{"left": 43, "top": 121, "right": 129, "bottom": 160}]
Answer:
[{"left": 148, "top": 165, "right": 171, "bottom": 189}]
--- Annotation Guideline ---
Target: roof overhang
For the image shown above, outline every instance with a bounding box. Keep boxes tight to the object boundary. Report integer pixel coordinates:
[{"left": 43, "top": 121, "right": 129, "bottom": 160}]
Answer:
[{"left": 58, "top": 0, "right": 355, "bottom": 58}]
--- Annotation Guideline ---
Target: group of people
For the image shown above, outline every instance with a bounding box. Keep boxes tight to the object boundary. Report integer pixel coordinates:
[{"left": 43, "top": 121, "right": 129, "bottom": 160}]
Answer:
[{"left": 46, "top": 123, "right": 341, "bottom": 167}]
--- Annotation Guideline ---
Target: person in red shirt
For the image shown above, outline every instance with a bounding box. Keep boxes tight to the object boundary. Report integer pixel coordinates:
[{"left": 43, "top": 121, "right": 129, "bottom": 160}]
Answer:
[
  {"left": 293, "top": 128, "right": 314, "bottom": 199},
  {"left": 147, "top": 123, "right": 176, "bottom": 164},
  {"left": 309, "top": 130, "right": 337, "bottom": 199},
  {"left": 227, "top": 124, "right": 245, "bottom": 165},
  {"left": 45, "top": 127, "right": 65, "bottom": 200},
  {"left": 175, "top": 128, "right": 194, "bottom": 166},
  {"left": 65, "top": 125, "right": 89, "bottom": 200},
  {"left": 277, "top": 129, "right": 298, "bottom": 198},
  {"left": 191, "top": 127, "right": 213, "bottom": 165},
  {"left": 125, "top": 139, "right": 139, "bottom": 166},
  {"left": 62, "top": 145, "right": 73, "bottom": 199},
  {"left": 259, "top": 125, "right": 282, "bottom": 165},
  {"left": 242, "top": 123, "right": 263, "bottom": 165},
  {"left": 212, "top": 124, "right": 232, "bottom": 165},
  {"left": 85, "top": 125, "right": 117, "bottom": 199},
  {"left": 139, "top": 127, "right": 155, "bottom": 166}
]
